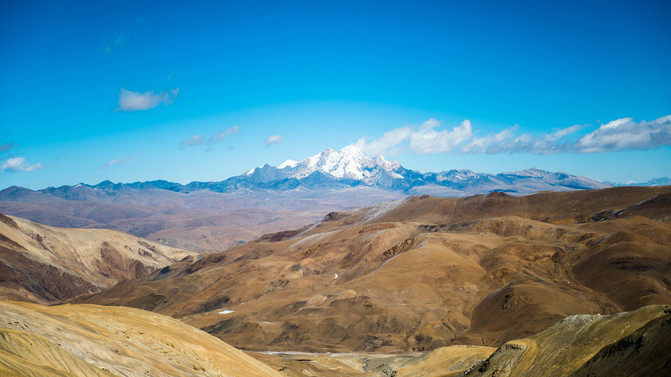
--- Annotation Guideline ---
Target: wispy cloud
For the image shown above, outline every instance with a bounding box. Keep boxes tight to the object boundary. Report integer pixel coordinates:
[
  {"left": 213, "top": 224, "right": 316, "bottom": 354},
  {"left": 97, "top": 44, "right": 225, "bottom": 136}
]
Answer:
[
  {"left": 101, "top": 157, "right": 136, "bottom": 169},
  {"left": 1, "top": 157, "right": 44, "bottom": 173},
  {"left": 116, "top": 88, "right": 179, "bottom": 112},
  {"left": 264, "top": 135, "right": 284, "bottom": 146},
  {"left": 179, "top": 126, "right": 241, "bottom": 149},
  {"left": 0, "top": 142, "right": 17, "bottom": 153},
  {"left": 353, "top": 115, "right": 671, "bottom": 156},
  {"left": 461, "top": 124, "right": 585, "bottom": 154},
  {"left": 104, "top": 32, "right": 130, "bottom": 54}
]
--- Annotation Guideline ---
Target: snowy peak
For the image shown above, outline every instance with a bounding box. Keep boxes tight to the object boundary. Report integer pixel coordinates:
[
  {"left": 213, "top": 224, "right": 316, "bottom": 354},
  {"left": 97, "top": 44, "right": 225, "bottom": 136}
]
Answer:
[
  {"left": 236, "top": 146, "right": 610, "bottom": 194},
  {"left": 278, "top": 159, "right": 298, "bottom": 169},
  {"left": 15, "top": 147, "right": 615, "bottom": 200},
  {"left": 278, "top": 146, "right": 402, "bottom": 183}
]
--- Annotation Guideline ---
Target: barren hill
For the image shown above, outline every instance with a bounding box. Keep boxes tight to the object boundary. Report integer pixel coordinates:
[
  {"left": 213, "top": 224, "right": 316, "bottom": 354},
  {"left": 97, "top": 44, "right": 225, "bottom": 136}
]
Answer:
[
  {"left": 0, "top": 300, "right": 283, "bottom": 377},
  {"left": 74, "top": 186, "right": 671, "bottom": 353},
  {"left": 0, "top": 213, "right": 198, "bottom": 303}
]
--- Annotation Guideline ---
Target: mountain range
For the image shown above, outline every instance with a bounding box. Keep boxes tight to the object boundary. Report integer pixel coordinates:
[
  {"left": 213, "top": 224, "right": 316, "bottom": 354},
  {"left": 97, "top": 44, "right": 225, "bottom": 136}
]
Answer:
[
  {"left": 2, "top": 146, "right": 615, "bottom": 200},
  {"left": 1, "top": 146, "right": 661, "bottom": 252},
  {"left": 1, "top": 174, "right": 670, "bottom": 375}
]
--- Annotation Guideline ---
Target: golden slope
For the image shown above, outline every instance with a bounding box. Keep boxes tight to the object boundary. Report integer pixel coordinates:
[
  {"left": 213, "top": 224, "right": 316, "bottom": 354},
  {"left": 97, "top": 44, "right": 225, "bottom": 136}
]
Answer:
[
  {"left": 0, "top": 328, "right": 115, "bottom": 377},
  {"left": 0, "top": 213, "right": 198, "bottom": 303},
  {"left": 0, "top": 300, "right": 282, "bottom": 377},
  {"left": 365, "top": 345, "right": 496, "bottom": 377}
]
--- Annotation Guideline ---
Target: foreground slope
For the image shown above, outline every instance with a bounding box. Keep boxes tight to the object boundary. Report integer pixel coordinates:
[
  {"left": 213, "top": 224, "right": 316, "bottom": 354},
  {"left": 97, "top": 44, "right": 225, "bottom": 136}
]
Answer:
[
  {"left": 226, "top": 305, "right": 671, "bottom": 377},
  {"left": 75, "top": 186, "right": 671, "bottom": 352},
  {"left": 457, "top": 305, "right": 671, "bottom": 377},
  {"left": 0, "top": 300, "right": 283, "bottom": 377},
  {"left": 1, "top": 301, "right": 667, "bottom": 377},
  {"left": 0, "top": 213, "right": 198, "bottom": 303}
]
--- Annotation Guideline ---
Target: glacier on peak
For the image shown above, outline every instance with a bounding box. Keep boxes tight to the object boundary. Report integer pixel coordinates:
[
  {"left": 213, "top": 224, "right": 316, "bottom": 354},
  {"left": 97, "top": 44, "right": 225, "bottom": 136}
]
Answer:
[
  {"left": 237, "top": 146, "right": 609, "bottom": 195},
  {"left": 274, "top": 146, "right": 403, "bottom": 183},
  {"left": 278, "top": 159, "right": 299, "bottom": 169}
]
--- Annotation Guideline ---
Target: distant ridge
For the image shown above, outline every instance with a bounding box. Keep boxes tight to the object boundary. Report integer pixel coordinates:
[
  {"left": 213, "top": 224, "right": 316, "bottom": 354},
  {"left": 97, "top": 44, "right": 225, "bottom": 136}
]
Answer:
[
  {"left": 2, "top": 146, "right": 613, "bottom": 199},
  {"left": 617, "top": 177, "right": 671, "bottom": 187}
]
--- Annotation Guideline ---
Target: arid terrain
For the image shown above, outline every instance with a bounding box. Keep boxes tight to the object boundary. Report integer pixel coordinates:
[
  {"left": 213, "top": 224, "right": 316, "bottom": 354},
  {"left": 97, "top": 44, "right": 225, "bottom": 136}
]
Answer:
[
  {"left": 0, "top": 185, "right": 402, "bottom": 251},
  {"left": 249, "top": 304, "right": 671, "bottom": 377},
  {"left": 73, "top": 186, "right": 671, "bottom": 353},
  {"left": 1, "top": 299, "right": 668, "bottom": 376},
  {"left": 0, "top": 213, "right": 198, "bottom": 303},
  {"left": 1, "top": 186, "right": 670, "bottom": 376},
  {"left": 0, "top": 154, "right": 609, "bottom": 253},
  {"left": 4, "top": 1, "right": 669, "bottom": 375}
]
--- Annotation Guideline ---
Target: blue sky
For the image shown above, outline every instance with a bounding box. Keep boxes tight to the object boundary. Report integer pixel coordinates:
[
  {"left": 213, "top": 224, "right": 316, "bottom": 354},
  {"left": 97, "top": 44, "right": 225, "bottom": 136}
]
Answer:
[{"left": 1, "top": 0, "right": 670, "bottom": 189}]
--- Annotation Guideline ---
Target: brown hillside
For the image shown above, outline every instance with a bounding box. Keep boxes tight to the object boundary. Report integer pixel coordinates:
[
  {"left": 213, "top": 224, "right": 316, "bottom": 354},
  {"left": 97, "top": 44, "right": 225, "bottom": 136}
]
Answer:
[{"left": 74, "top": 186, "right": 671, "bottom": 352}]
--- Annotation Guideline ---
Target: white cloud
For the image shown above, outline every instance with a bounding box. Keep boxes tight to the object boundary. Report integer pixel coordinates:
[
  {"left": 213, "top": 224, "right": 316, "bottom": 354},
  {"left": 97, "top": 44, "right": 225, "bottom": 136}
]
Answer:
[
  {"left": 1, "top": 157, "right": 44, "bottom": 173},
  {"left": 101, "top": 157, "right": 136, "bottom": 169},
  {"left": 353, "top": 125, "right": 413, "bottom": 156},
  {"left": 572, "top": 116, "right": 671, "bottom": 153},
  {"left": 353, "top": 115, "right": 671, "bottom": 156},
  {"left": 462, "top": 124, "right": 584, "bottom": 155},
  {"left": 463, "top": 116, "right": 671, "bottom": 154},
  {"left": 353, "top": 118, "right": 472, "bottom": 156},
  {"left": 264, "top": 135, "right": 284, "bottom": 146},
  {"left": 179, "top": 126, "right": 241, "bottom": 149},
  {"left": 116, "top": 88, "right": 179, "bottom": 112},
  {"left": 409, "top": 119, "right": 472, "bottom": 154}
]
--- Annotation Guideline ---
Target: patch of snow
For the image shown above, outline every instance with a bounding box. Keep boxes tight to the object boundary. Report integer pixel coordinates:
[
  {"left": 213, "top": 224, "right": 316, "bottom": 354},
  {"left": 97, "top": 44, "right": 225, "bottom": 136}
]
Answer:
[
  {"left": 279, "top": 159, "right": 299, "bottom": 169},
  {"left": 289, "top": 230, "right": 339, "bottom": 249},
  {"left": 275, "top": 146, "right": 401, "bottom": 184},
  {"left": 218, "top": 310, "right": 235, "bottom": 315},
  {"left": 334, "top": 273, "right": 338, "bottom": 279},
  {"left": 361, "top": 197, "right": 408, "bottom": 223}
]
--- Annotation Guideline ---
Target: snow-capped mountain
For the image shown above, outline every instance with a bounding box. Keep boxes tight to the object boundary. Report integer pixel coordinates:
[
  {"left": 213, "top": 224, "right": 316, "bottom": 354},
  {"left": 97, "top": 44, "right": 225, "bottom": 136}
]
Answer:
[
  {"left": 246, "top": 146, "right": 404, "bottom": 184},
  {"left": 217, "top": 145, "right": 611, "bottom": 195},
  {"left": 617, "top": 177, "right": 671, "bottom": 187},
  {"left": 1, "top": 146, "right": 617, "bottom": 201}
]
